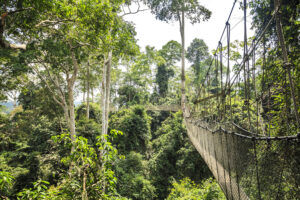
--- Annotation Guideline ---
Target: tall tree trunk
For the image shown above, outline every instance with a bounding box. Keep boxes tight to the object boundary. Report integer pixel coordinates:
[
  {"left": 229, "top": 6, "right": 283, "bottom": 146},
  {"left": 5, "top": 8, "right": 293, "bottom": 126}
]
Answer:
[
  {"left": 101, "top": 55, "right": 107, "bottom": 135},
  {"left": 68, "top": 84, "right": 76, "bottom": 153},
  {"left": 86, "top": 63, "right": 90, "bottom": 119},
  {"left": 100, "top": 50, "right": 112, "bottom": 194},
  {"left": 82, "top": 167, "right": 88, "bottom": 200},
  {"left": 180, "top": 10, "right": 187, "bottom": 116},
  {"left": 69, "top": 47, "right": 79, "bottom": 152},
  {"left": 91, "top": 87, "right": 94, "bottom": 103},
  {"left": 101, "top": 51, "right": 112, "bottom": 136},
  {"left": 105, "top": 51, "right": 112, "bottom": 135},
  {"left": 83, "top": 80, "right": 86, "bottom": 103},
  {"left": 12, "top": 92, "right": 17, "bottom": 108},
  {"left": 62, "top": 102, "right": 75, "bottom": 153}
]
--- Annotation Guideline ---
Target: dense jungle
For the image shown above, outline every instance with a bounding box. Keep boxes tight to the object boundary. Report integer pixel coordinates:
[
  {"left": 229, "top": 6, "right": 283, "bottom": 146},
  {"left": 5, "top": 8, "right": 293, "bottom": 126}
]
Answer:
[{"left": 0, "top": 0, "right": 299, "bottom": 199}]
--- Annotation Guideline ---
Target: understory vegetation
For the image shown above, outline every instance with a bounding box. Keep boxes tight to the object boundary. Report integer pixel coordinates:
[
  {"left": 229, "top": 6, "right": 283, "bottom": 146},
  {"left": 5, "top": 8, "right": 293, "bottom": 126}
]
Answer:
[{"left": 0, "top": 103, "right": 219, "bottom": 199}]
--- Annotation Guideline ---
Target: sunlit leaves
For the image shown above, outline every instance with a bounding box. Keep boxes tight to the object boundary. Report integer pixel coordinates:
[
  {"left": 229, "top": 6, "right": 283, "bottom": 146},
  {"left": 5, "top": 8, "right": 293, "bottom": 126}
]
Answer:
[
  {"left": 145, "top": 0, "right": 211, "bottom": 24},
  {"left": 0, "top": 171, "right": 14, "bottom": 195}
]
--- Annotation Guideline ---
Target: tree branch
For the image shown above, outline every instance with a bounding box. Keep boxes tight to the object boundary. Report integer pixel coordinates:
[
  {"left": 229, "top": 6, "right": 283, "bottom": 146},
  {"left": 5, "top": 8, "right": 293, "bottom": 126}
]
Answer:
[
  {"left": 0, "top": 10, "right": 28, "bottom": 50},
  {"left": 0, "top": 39, "right": 27, "bottom": 50},
  {"left": 120, "top": 2, "right": 149, "bottom": 17},
  {"left": 41, "top": 62, "right": 66, "bottom": 102},
  {"left": 6, "top": 7, "right": 33, "bottom": 15},
  {"left": 35, "top": 19, "right": 74, "bottom": 27},
  {"left": 69, "top": 47, "right": 79, "bottom": 87},
  {"left": 32, "top": 66, "right": 65, "bottom": 107}
]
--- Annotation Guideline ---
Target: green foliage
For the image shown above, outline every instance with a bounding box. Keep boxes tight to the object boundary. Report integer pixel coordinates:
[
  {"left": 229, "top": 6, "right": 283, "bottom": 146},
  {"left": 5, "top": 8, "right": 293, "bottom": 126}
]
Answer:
[
  {"left": 0, "top": 171, "right": 14, "bottom": 197},
  {"left": 5, "top": 0, "right": 297, "bottom": 199},
  {"left": 18, "top": 82, "right": 63, "bottom": 119},
  {"left": 17, "top": 180, "right": 56, "bottom": 200},
  {"left": 159, "top": 40, "right": 182, "bottom": 66},
  {"left": 116, "top": 47, "right": 162, "bottom": 106},
  {"left": 154, "top": 40, "right": 181, "bottom": 98},
  {"left": 51, "top": 129, "right": 125, "bottom": 199},
  {"left": 186, "top": 38, "right": 209, "bottom": 80},
  {"left": 110, "top": 105, "right": 151, "bottom": 154},
  {"left": 76, "top": 102, "right": 102, "bottom": 122},
  {"left": 247, "top": 0, "right": 300, "bottom": 135},
  {"left": 117, "top": 85, "right": 146, "bottom": 106},
  {"left": 156, "top": 63, "right": 175, "bottom": 97},
  {"left": 115, "top": 151, "right": 156, "bottom": 200},
  {"left": 0, "top": 107, "right": 65, "bottom": 198},
  {"left": 186, "top": 38, "right": 210, "bottom": 95},
  {"left": 167, "top": 178, "right": 225, "bottom": 200},
  {"left": 146, "top": 110, "right": 171, "bottom": 138},
  {"left": 146, "top": 0, "right": 211, "bottom": 24},
  {"left": 187, "top": 38, "right": 209, "bottom": 64},
  {"left": 0, "top": 50, "right": 28, "bottom": 101},
  {"left": 149, "top": 112, "right": 211, "bottom": 199}
]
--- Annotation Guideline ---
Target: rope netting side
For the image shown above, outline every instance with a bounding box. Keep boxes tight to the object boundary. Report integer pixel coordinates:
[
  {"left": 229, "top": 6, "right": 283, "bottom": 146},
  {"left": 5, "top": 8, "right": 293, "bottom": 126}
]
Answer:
[
  {"left": 185, "top": 118, "right": 300, "bottom": 200},
  {"left": 184, "top": 0, "right": 300, "bottom": 199}
]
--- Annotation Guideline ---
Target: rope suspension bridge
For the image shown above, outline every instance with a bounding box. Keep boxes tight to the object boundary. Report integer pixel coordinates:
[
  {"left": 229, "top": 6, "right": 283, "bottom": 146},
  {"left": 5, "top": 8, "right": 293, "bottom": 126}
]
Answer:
[{"left": 182, "top": 0, "right": 300, "bottom": 199}]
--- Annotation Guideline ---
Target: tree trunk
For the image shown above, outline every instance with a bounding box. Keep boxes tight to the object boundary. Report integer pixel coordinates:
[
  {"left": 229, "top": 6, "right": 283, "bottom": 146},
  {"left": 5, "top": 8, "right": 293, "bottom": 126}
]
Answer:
[
  {"left": 180, "top": 10, "right": 187, "bottom": 115},
  {"left": 101, "top": 55, "right": 107, "bottom": 135},
  {"left": 61, "top": 102, "right": 75, "bottom": 154},
  {"left": 105, "top": 51, "right": 112, "bottom": 135},
  {"left": 68, "top": 85, "right": 76, "bottom": 153},
  {"left": 69, "top": 47, "right": 79, "bottom": 152},
  {"left": 83, "top": 79, "right": 86, "bottom": 103},
  {"left": 91, "top": 87, "right": 94, "bottom": 103},
  {"left": 12, "top": 94, "right": 17, "bottom": 108},
  {"left": 86, "top": 63, "right": 90, "bottom": 119},
  {"left": 82, "top": 167, "right": 88, "bottom": 200},
  {"left": 99, "top": 50, "right": 112, "bottom": 194},
  {"left": 101, "top": 51, "right": 113, "bottom": 135}
]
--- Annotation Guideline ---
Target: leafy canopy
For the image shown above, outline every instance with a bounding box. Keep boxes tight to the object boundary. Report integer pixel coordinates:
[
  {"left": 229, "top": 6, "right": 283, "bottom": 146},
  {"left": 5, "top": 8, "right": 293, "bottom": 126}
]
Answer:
[{"left": 146, "top": 0, "right": 211, "bottom": 24}]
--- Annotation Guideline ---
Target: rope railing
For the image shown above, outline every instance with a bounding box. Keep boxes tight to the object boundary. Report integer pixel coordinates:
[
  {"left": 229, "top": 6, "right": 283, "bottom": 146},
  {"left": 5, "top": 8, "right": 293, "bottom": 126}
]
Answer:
[
  {"left": 186, "top": 118, "right": 299, "bottom": 141},
  {"left": 185, "top": 118, "right": 300, "bottom": 200},
  {"left": 201, "top": 0, "right": 238, "bottom": 88},
  {"left": 184, "top": 0, "right": 300, "bottom": 199}
]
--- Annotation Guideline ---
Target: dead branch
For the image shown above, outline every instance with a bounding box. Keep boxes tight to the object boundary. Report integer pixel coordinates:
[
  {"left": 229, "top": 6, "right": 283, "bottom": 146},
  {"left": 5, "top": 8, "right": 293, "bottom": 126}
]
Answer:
[
  {"left": 35, "top": 19, "right": 74, "bottom": 27},
  {"left": 120, "top": 1, "right": 148, "bottom": 17}
]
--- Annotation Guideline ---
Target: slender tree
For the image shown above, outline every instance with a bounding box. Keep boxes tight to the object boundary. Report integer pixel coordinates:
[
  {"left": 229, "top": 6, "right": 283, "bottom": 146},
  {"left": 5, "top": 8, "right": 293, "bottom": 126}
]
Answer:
[
  {"left": 86, "top": 62, "right": 90, "bottom": 119},
  {"left": 101, "top": 17, "right": 139, "bottom": 136},
  {"left": 145, "top": 0, "right": 211, "bottom": 114}
]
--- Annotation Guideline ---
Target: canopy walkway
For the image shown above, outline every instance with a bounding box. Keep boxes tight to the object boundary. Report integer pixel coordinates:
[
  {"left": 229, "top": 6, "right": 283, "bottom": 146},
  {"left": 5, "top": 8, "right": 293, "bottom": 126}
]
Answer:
[
  {"left": 110, "top": 104, "right": 180, "bottom": 112},
  {"left": 182, "top": 0, "right": 300, "bottom": 199},
  {"left": 145, "top": 104, "right": 180, "bottom": 112}
]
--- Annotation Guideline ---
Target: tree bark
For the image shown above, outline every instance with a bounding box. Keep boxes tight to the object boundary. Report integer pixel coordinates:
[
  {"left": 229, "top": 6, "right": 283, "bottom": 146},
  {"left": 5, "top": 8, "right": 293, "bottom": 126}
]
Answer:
[
  {"left": 67, "top": 84, "right": 76, "bottom": 152},
  {"left": 101, "top": 50, "right": 112, "bottom": 136},
  {"left": 105, "top": 51, "right": 112, "bottom": 135},
  {"left": 83, "top": 79, "right": 86, "bottom": 103},
  {"left": 99, "top": 51, "right": 112, "bottom": 194},
  {"left": 82, "top": 167, "right": 88, "bottom": 200},
  {"left": 68, "top": 47, "right": 79, "bottom": 152},
  {"left": 179, "top": 10, "right": 187, "bottom": 116},
  {"left": 91, "top": 87, "right": 94, "bottom": 103},
  {"left": 86, "top": 63, "right": 90, "bottom": 119},
  {"left": 101, "top": 55, "right": 107, "bottom": 135}
]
